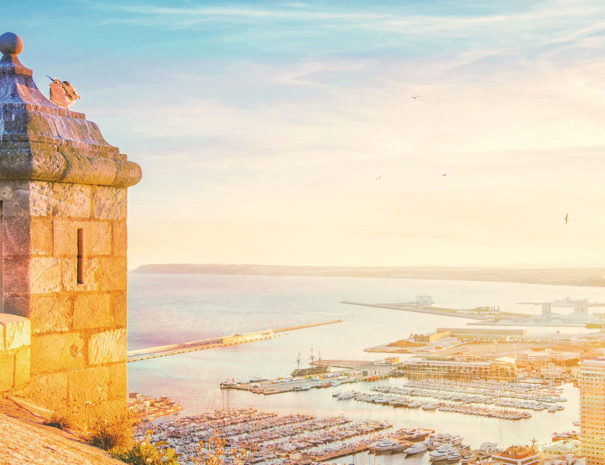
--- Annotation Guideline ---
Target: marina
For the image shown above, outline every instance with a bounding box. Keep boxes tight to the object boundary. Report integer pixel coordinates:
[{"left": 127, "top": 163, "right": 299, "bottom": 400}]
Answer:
[
  {"left": 128, "top": 273, "right": 598, "bottom": 461},
  {"left": 136, "top": 408, "right": 489, "bottom": 465},
  {"left": 326, "top": 381, "right": 566, "bottom": 420}
]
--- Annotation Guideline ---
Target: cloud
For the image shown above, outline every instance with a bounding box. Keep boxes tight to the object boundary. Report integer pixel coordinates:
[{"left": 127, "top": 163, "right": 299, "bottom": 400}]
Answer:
[{"left": 58, "top": 0, "right": 605, "bottom": 266}]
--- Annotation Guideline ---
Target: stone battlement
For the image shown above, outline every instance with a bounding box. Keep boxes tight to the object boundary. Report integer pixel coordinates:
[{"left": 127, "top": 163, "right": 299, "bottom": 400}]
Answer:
[{"left": 0, "top": 31, "right": 140, "bottom": 423}]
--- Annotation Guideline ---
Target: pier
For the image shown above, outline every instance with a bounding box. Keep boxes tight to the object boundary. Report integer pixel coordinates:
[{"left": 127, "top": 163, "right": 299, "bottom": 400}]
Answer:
[
  {"left": 342, "top": 301, "right": 509, "bottom": 320},
  {"left": 127, "top": 319, "right": 343, "bottom": 362}
]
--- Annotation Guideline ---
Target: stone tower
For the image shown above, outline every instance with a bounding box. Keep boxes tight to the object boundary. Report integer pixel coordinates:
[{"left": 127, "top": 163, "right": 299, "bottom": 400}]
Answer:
[{"left": 0, "top": 32, "right": 141, "bottom": 419}]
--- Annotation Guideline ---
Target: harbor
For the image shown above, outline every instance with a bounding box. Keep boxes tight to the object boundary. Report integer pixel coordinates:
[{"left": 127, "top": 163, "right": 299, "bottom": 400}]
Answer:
[
  {"left": 220, "top": 359, "right": 399, "bottom": 395},
  {"left": 136, "top": 407, "right": 495, "bottom": 465},
  {"left": 128, "top": 274, "right": 601, "bottom": 463},
  {"left": 343, "top": 296, "right": 605, "bottom": 328},
  {"left": 136, "top": 405, "right": 581, "bottom": 465}
]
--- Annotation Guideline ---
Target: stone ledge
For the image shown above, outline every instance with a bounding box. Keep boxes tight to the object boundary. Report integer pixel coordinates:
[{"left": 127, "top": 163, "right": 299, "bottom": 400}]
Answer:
[
  {"left": 88, "top": 330, "right": 127, "bottom": 365},
  {"left": 0, "top": 313, "right": 31, "bottom": 351},
  {"left": 0, "top": 147, "right": 142, "bottom": 188}
]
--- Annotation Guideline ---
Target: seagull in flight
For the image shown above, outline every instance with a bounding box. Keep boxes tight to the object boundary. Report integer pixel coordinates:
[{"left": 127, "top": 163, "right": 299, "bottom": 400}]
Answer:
[
  {"left": 565, "top": 213, "right": 568, "bottom": 224},
  {"left": 375, "top": 175, "right": 384, "bottom": 181},
  {"left": 411, "top": 95, "right": 421, "bottom": 100}
]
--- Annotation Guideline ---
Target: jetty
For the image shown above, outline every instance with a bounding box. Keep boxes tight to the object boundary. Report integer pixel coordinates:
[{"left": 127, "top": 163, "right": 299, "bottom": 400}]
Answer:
[
  {"left": 342, "top": 301, "right": 508, "bottom": 320},
  {"left": 344, "top": 297, "right": 605, "bottom": 328},
  {"left": 127, "top": 320, "right": 343, "bottom": 362}
]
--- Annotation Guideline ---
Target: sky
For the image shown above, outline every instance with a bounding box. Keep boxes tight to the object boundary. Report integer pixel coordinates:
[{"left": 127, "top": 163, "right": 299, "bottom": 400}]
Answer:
[{"left": 5, "top": 0, "right": 605, "bottom": 268}]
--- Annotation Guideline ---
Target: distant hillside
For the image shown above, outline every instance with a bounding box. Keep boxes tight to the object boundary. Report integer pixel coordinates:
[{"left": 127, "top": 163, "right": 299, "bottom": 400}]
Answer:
[{"left": 133, "top": 264, "right": 605, "bottom": 287}]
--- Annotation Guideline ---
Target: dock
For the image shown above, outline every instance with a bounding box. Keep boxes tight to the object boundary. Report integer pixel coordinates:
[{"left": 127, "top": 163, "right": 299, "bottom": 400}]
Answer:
[
  {"left": 127, "top": 319, "right": 343, "bottom": 362},
  {"left": 341, "top": 301, "right": 506, "bottom": 320}
]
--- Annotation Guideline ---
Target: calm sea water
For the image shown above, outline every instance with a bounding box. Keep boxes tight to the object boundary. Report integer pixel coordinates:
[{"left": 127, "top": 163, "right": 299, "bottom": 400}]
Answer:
[{"left": 127, "top": 273, "right": 605, "bottom": 449}]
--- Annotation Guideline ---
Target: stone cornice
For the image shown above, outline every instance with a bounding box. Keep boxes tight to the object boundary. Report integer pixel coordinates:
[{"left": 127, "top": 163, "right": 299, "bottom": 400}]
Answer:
[{"left": 0, "top": 46, "right": 141, "bottom": 188}]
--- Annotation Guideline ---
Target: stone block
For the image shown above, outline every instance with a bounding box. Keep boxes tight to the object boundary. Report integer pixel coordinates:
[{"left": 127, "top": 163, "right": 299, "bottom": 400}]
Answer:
[
  {"left": 54, "top": 219, "right": 112, "bottom": 257},
  {"left": 2, "top": 257, "right": 29, "bottom": 293},
  {"left": 91, "top": 398, "right": 128, "bottom": 423},
  {"left": 28, "top": 371, "right": 68, "bottom": 406},
  {"left": 2, "top": 217, "right": 30, "bottom": 256},
  {"left": 28, "top": 294, "right": 71, "bottom": 334},
  {"left": 88, "top": 329, "right": 127, "bottom": 365},
  {"left": 73, "top": 294, "right": 112, "bottom": 330},
  {"left": 14, "top": 347, "right": 30, "bottom": 386},
  {"left": 62, "top": 257, "right": 101, "bottom": 292},
  {"left": 85, "top": 221, "right": 113, "bottom": 256},
  {"left": 0, "top": 180, "right": 30, "bottom": 218},
  {"left": 98, "top": 256, "right": 127, "bottom": 291},
  {"left": 0, "top": 352, "right": 14, "bottom": 391},
  {"left": 68, "top": 366, "right": 109, "bottom": 405},
  {"left": 27, "top": 182, "right": 52, "bottom": 217},
  {"left": 30, "top": 333, "right": 85, "bottom": 374},
  {"left": 106, "top": 362, "right": 127, "bottom": 400},
  {"left": 111, "top": 292, "right": 127, "bottom": 328},
  {"left": 30, "top": 182, "right": 92, "bottom": 218},
  {"left": 2, "top": 294, "right": 29, "bottom": 318},
  {"left": 30, "top": 217, "right": 53, "bottom": 255},
  {"left": 29, "top": 257, "right": 62, "bottom": 293},
  {"left": 53, "top": 219, "right": 77, "bottom": 256},
  {"left": 0, "top": 313, "right": 31, "bottom": 350},
  {"left": 60, "top": 257, "right": 77, "bottom": 290},
  {"left": 112, "top": 220, "right": 127, "bottom": 256},
  {"left": 93, "top": 186, "right": 126, "bottom": 220}
]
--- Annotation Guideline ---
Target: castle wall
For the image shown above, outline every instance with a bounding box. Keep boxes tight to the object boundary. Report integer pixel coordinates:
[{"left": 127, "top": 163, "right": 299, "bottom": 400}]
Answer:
[
  {"left": 0, "top": 313, "right": 30, "bottom": 392},
  {"left": 0, "top": 180, "right": 129, "bottom": 418},
  {"left": 0, "top": 32, "right": 141, "bottom": 423}
]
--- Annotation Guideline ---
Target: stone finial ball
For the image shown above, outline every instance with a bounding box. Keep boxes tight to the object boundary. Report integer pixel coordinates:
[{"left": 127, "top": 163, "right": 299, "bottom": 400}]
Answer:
[{"left": 0, "top": 32, "right": 24, "bottom": 56}]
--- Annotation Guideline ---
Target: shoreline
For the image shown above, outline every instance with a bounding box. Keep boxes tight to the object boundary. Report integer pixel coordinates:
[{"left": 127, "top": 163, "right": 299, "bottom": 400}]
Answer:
[{"left": 132, "top": 264, "right": 605, "bottom": 288}]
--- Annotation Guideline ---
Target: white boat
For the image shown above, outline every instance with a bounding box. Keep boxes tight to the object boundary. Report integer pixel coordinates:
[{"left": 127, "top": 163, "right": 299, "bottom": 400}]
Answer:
[
  {"left": 430, "top": 446, "right": 454, "bottom": 462},
  {"left": 405, "top": 443, "right": 428, "bottom": 455},
  {"left": 294, "top": 384, "right": 311, "bottom": 391},
  {"left": 422, "top": 402, "right": 439, "bottom": 410},
  {"left": 479, "top": 442, "right": 498, "bottom": 454}
]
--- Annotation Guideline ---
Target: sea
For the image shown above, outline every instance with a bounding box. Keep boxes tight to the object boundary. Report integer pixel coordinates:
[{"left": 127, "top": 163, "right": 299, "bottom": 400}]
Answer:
[{"left": 127, "top": 272, "right": 605, "bottom": 454}]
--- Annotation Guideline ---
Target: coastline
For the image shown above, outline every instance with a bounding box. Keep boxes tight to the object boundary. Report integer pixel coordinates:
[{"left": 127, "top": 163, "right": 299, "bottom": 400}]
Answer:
[{"left": 133, "top": 264, "right": 605, "bottom": 288}]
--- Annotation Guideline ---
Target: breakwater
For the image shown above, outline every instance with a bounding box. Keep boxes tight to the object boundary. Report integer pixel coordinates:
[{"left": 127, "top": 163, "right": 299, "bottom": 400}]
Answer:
[{"left": 127, "top": 320, "right": 343, "bottom": 362}]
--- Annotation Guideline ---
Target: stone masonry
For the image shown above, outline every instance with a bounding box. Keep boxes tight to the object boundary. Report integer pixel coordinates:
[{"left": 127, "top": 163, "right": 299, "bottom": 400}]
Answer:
[
  {"left": 0, "top": 313, "right": 30, "bottom": 392},
  {"left": 0, "top": 32, "right": 141, "bottom": 421}
]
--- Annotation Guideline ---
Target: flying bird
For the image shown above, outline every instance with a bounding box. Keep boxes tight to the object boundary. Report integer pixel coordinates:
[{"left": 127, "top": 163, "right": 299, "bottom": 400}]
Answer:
[
  {"left": 565, "top": 214, "right": 568, "bottom": 224},
  {"left": 411, "top": 95, "right": 421, "bottom": 100},
  {"left": 375, "top": 175, "right": 384, "bottom": 181},
  {"left": 46, "top": 75, "right": 80, "bottom": 109},
  {"left": 442, "top": 173, "right": 447, "bottom": 177}
]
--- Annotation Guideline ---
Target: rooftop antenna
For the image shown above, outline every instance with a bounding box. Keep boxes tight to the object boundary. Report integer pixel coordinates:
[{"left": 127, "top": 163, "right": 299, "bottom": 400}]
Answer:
[
  {"left": 296, "top": 352, "right": 301, "bottom": 371},
  {"left": 310, "top": 348, "right": 315, "bottom": 366}
]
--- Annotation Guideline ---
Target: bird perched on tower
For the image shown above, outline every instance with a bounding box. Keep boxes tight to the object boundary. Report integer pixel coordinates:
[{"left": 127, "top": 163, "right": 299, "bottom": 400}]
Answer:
[{"left": 46, "top": 75, "right": 80, "bottom": 109}]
